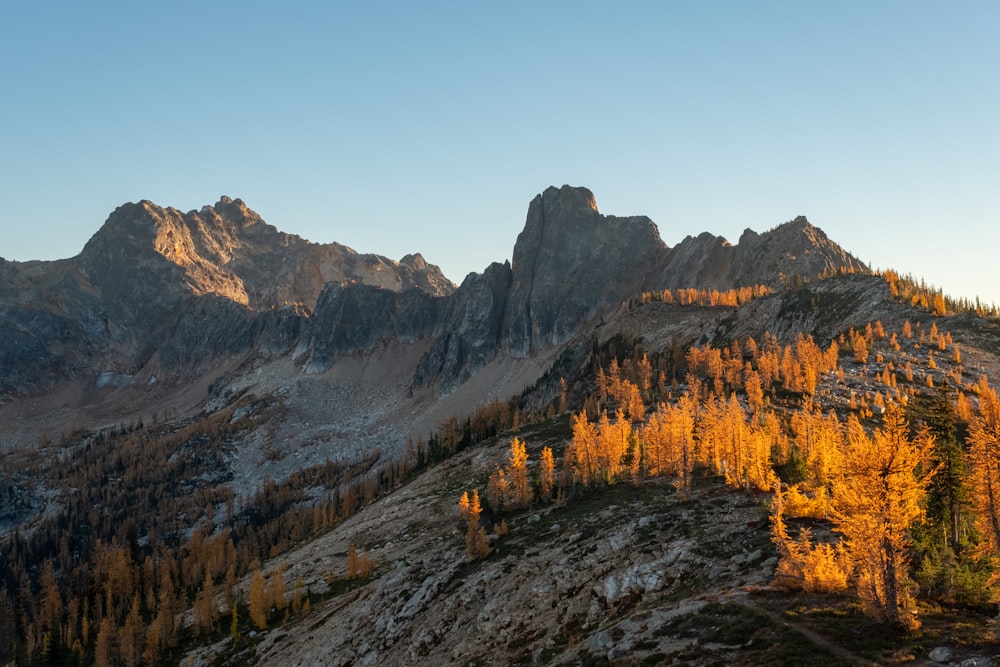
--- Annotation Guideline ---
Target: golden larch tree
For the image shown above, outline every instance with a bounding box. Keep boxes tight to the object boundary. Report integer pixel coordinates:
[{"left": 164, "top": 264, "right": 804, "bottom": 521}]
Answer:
[
  {"left": 669, "top": 394, "right": 698, "bottom": 497},
  {"left": 831, "top": 407, "right": 934, "bottom": 629},
  {"left": 118, "top": 595, "right": 143, "bottom": 666},
  {"left": 641, "top": 406, "right": 669, "bottom": 478},
  {"left": 967, "top": 383, "right": 1000, "bottom": 558},
  {"left": 266, "top": 566, "right": 287, "bottom": 614},
  {"left": 193, "top": 572, "right": 218, "bottom": 637},
  {"left": 486, "top": 467, "right": 509, "bottom": 511},
  {"left": 567, "top": 411, "right": 597, "bottom": 487},
  {"left": 744, "top": 366, "right": 764, "bottom": 413},
  {"left": 744, "top": 420, "right": 778, "bottom": 492},
  {"left": 853, "top": 331, "right": 869, "bottom": 364},
  {"left": 539, "top": 446, "right": 555, "bottom": 501},
  {"left": 248, "top": 570, "right": 268, "bottom": 630},
  {"left": 93, "top": 617, "right": 114, "bottom": 667},
  {"left": 507, "top": 437, "right": 531, "bottom": 508},
  {"left": 459, "top": 489, "right": 490, "bottom": 560},
  {"left": 621, "top": 380, "right": 646, "bottom": 422},
  {"left": 694, "top": 396, "right": 725, "bottom": 476},
  {"left": 346, "top": 546, "right": 375, "bottom": 579},
  {"left": 595, "top": 409, "right": 631, "bottom": 485}
]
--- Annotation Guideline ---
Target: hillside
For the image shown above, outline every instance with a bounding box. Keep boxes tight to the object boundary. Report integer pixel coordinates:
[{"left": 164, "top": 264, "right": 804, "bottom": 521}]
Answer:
[
  {"left": 3, "top": 186, "right": 1000, "bottom": 666},
  {"left": 169, "top": 274, "right": 1000, "bottom": 666}
]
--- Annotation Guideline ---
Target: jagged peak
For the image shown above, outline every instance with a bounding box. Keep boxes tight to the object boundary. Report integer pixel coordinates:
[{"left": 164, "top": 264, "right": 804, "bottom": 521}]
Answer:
[
  {"left": 400, "top": 253, "right": 427, "bottom": 267},
  {"left": 85, "top": 200, "right": 173, "bottom": 249},
  {"left": 678, "top": 231, "right": 731, "bottom": 247},
  {"left": 91, "top": 197, "right": 270, "bottom": 261},
  {"left": 539, "top": 184, "right": 598, "bottom": 212},
  {"left": 769, "top": 215, "right": 818, "bottom": 235},
  {"left": 205, "top": 195, "right": 262, "bottom": 228},
  {"left": 98, "top": 196, "right": 260, "bottom": 233},
  {"left": 110, "top": 199, "right": 163, "bottom": 218},
  {"left": 738, "top": 228, "right": 760, "bottom": 245},
  {"left": 762, "top": 215, "right": 841, "bottom": 250},
  {"left": 77, "top": 195, "right": 455, "bottom": 313},
  {"left": 514, "top": 185, "right": 663, "bottom": 270}
]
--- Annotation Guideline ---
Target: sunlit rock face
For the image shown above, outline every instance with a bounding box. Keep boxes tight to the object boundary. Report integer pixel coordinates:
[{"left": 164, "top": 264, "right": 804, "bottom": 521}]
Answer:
[
  {"left": 80, "top": 196, "right": 454, "bottom": 311},
  {"left": 0, "top": 197, "right": 454, "bottom": 396}
]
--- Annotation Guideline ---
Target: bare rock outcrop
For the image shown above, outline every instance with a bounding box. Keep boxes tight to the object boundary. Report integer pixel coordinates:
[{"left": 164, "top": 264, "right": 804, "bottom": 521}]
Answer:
[
  {"left": 415, "top": 186, "right": 669, "bottom": 389},
  {"left": 504, "top": 185, "right": 667, "bottom": 355},
  {"left": 414, "top": 187, "right": 869, "bottom": 391},
  {"left": 304, "top": 284, "right": 446, "bottom": 373},
  {"left": 413, "top": 261, "right": 513, "bottom": 389}
]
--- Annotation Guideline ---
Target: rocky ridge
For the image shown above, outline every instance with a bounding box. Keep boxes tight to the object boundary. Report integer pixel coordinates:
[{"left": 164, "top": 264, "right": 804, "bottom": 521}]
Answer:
[
  {"left": 1, "top": 185, "right": 868, "bottom": 446},
  {"left": 658, "top": 215, "right": 867, "bottom": 291},
  {"left": 0, "top": 197, "right": 453, "bottom": 398},
  {"left": 414, "top": 186, "right": 869, "bottom": 391},
  {"left": 79, "top": 196, "right": 454, "bottom": 310}
]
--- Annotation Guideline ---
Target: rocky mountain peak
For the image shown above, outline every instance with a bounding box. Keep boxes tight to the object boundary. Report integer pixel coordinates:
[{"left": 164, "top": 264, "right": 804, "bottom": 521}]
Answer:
[
  {"left": 754, "top": 215, "right": 866, "bottom": 278},
  {"left": 533, "top": 184, "right": 599, "bottom": 215},
  {"left": 199, "top": 196, "right": 264, "bottom": 230},
  {"left": 769, "top": 215, "right": 825, "bottom": 246},
  {"left": 76, "top": 197, "right": 454, "bottom": 312},
  {"left": 738, "top": 227, "right": 761, "bottom": 245},
  {"left": 416, "top": 186, "right": 870, "bottom": 390},
  {"left": 0, "top": 197, "right": 457, "bottom": 396},
  {"left": 400, "top": 253, "right": 426, "bottom": 267},
  {"left": 78, "top": 198, "right": 254, "bottom": 306},
  {"left": 659, "top": 213, "right": 867, "bottom": 290},
  {"left": 505, "top": 186, "right": 667, "bottom": 355}
]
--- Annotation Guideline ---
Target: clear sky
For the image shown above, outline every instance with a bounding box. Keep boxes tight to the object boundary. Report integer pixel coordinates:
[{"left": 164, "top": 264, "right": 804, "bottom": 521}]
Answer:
[{"left": 2, "top": 2, "right": 998, "bottom": 305}]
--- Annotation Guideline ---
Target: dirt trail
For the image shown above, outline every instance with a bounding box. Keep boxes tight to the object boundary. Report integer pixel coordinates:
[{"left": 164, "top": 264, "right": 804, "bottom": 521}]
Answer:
[{"left": 741, "top": 600, "right": 880, "bottom": 666}]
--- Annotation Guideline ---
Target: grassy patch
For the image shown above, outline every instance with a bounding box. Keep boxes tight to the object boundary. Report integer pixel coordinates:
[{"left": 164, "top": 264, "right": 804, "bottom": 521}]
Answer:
[{"left": 518, "top": 413, "right": 574, "bottom": 445}]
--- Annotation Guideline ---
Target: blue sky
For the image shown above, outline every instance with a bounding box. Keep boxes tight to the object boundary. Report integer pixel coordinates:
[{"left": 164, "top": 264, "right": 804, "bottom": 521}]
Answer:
[{"left": 2, "top": 3, "right": 998, "bottom": 305}]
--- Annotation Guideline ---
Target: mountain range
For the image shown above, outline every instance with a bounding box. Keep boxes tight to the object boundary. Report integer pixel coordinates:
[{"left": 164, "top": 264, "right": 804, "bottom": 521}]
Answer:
[
  {"left": 0, "top": 185, "right": 864, "bottom": 435},
  {"left": 7, "top": 185, "right": 998, "bottom": 665}
]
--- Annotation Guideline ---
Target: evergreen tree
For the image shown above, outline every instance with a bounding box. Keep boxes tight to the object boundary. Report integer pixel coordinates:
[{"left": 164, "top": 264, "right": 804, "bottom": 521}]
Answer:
[{"left": 918, "top": 386, "right": 970, "bottom": 552}]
